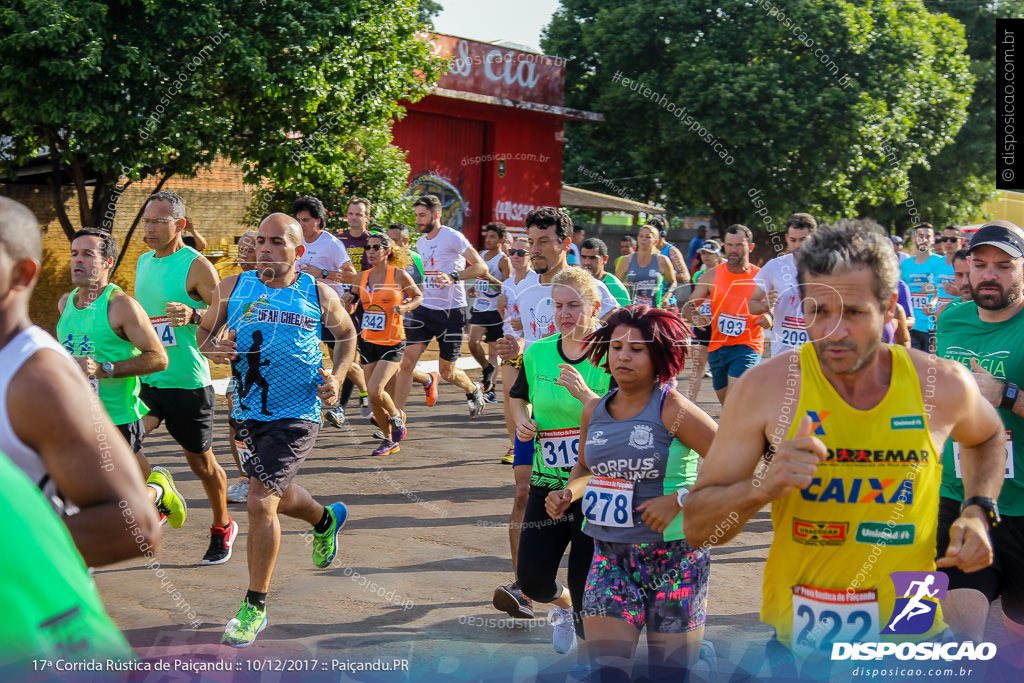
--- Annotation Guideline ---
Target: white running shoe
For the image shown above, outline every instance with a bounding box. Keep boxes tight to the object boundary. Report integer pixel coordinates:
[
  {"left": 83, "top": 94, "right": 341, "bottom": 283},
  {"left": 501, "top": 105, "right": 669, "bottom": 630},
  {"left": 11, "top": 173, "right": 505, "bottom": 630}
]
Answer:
[{"left": 548, "top": 607, "right": 577, "bottom": 654}]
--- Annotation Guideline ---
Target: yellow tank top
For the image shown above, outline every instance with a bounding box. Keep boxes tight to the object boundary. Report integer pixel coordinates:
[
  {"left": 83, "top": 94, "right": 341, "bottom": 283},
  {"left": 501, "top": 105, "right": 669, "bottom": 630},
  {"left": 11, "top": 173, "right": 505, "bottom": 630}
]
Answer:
[{"left": 761, "top": 343, "right": 945, "bottom": 654}]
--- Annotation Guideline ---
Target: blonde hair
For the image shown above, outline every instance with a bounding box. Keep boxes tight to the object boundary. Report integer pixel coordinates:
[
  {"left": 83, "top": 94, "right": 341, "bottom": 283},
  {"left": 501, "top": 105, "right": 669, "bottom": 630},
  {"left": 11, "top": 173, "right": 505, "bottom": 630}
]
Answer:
[{"left": 551, "top": 266, "right": 600, "bottom": 311}]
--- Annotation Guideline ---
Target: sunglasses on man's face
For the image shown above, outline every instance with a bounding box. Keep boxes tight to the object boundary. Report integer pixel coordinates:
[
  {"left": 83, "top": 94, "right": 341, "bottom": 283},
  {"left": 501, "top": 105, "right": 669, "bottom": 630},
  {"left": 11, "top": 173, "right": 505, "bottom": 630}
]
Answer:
[
  {"left": 936, "top": 237, "right": 960, "bottom": 243},
  {"left": 509, "top": 249, "right": 528, "bottom": 256}
]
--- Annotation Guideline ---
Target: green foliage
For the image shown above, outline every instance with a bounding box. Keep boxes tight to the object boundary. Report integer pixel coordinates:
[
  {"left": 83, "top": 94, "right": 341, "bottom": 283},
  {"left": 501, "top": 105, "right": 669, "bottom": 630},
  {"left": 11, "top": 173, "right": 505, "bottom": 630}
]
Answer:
[
  {"left": 543, "top": 0, "right": 975, "bottom": 231},
  {"left": 0, "top": 0, "right": 443, "bottom": 249}
]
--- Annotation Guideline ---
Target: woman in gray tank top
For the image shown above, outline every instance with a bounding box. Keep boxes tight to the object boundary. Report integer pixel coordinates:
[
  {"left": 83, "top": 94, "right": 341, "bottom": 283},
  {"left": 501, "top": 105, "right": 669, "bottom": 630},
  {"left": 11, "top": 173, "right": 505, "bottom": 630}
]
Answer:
[{"left": 545, "top": 304, "right": 719, "bottom": 681}]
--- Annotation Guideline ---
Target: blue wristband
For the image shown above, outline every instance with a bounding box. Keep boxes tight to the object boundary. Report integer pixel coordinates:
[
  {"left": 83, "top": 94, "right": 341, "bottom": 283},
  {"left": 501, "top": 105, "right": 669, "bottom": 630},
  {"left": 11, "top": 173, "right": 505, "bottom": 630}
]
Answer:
[{"left": 512, "top": 436, "right": 534, "bottom": 467}]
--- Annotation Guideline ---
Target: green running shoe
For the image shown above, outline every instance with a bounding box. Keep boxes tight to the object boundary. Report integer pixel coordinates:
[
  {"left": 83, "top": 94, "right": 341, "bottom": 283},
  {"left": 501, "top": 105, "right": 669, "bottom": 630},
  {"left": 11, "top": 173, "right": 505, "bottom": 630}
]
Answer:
[
  {"left": 147, "top": 466, "right": 187, "bottom": 529},
  {"left": 312, "top": 502, "right": 348, "bottom": 568},
  {"left": 222, "top": 599, "right": 267, "bottom": 648}
]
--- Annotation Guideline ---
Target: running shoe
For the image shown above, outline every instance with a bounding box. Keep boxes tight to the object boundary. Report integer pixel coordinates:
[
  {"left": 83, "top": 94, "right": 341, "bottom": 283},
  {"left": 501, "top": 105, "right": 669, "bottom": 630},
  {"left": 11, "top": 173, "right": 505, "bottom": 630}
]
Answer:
[
  {"left": 372, "top": 429, "right": 386, "bottom": 440},
  {"left": 694, "top": 639, "right": 719, "bottom": 678},
  {"left": 468, "top": 386, "right": 485, "bottom": 419},
  {"left": 500, "top": 446, "right": 514, "bottom": 465},
  {"left": 312, "top": 502, "right": 348, "bottom": 568},
  {"left": 222, "top": 599, "right": 267, "bottom": 648},
  {"left": 481, "top": 363, "right": 496, "bottom": 391},
  {"left": 483, "top": 389, "right": 498, "bottom": 404},
  {"left": 372, "top": 439, "right": 400, "bottom": 456},
  {"left": 390, "top": 409, "right": 407, "bottom": 443},
  {"left": 324, "top": 406, "right": 347, "bottom": 428},
  {"left": 201, "top": 517, "right": 238, "bottom": 565},
  {"left": 226, "top": 477, "right": 249, "bottom": 504},
  {"left": 424, "top": 371, "right": 440, "bottom": 407},
  {"left": 359, "top": 394, "right": 372, "bottom": 421},
  {"left": 492, "top": 582, "right": 535, "bottom": 619},
  {"left": 148, "top": 466, "right": 186, "bottom": 529},
  {"left": 549, "top": 607, "right": 577, "bottom": 654}
]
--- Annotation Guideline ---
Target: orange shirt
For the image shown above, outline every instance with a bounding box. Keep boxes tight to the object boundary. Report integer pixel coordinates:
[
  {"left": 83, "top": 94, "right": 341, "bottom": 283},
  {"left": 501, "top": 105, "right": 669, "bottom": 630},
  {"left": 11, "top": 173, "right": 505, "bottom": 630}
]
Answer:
[
  {"left": 357, "top": 266, "right": 405, "bottom": 345},
  {"left": 708, "top": 262, "right": 764, "bottom": 353}
]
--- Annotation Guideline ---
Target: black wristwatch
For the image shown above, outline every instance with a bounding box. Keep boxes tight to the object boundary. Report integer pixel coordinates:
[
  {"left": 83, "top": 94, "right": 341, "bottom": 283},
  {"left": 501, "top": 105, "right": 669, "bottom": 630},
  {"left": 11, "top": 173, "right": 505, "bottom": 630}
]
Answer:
[
  {"left": 1000, "top": 382, "right": 1019, "bottom": 411},
  {"left": 189, "top": 308, "right": 202, "bottom": 325},
  {"left": 321, "top": 268, "right": 330, "bottom": 280},
  {"left": 449, "top": 271, "right": 461, "bottom": 282},
  {"left": 961, "top": 496, "right": 1001, "bottom": 529}
]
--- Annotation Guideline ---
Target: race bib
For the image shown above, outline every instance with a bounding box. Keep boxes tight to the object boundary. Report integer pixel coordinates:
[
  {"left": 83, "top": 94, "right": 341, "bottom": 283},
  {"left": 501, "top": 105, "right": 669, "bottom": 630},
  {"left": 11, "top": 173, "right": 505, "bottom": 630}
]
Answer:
[
  {"left": 150, "top": 316, "right": 177, "bottom": 348},
  {"left": 717, "top": 312, "right": 746, "bottom": 337},
  {"left": 424, "top": 271, "right": 444, "bottom": 289},
  {"left": 636, "top": 293, "right": 654, "bottom": 306},
  {"left": 697, "top": 301, "right": 711, "bottom": 317},
  {"left": 362, "top": 310, "right": 387, "bottom": 332},
  {"left": 780, "top": 317, "right": 809, "bottom": 347},
  {"left": 911, "top": 295, "right": 930, "bottom": 311},
  {"left": 538, "top": 428, "right": 580, "bottom": 468},
  {"left": 952, "top": 431, "right": 1014, "bottom": 479},
  {"left": 791, "top": 584, "right": 879, "bottom": 656},
  {"left": 234, "top": 439, "right": 254, "bottom": 465},
  {"left": 583, "top": 476, "right": 635, "bottom": 528}
]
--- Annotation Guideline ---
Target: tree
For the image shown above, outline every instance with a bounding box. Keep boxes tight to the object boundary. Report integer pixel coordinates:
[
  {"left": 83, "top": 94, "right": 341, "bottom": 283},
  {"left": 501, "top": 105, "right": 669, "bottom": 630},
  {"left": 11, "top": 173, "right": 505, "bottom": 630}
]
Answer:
[
  {"left": 0, "top": 0, "right": 444, "bottom": 259},
  {"left": 544, "top": 0, "right": 974, "bottom": 232}
]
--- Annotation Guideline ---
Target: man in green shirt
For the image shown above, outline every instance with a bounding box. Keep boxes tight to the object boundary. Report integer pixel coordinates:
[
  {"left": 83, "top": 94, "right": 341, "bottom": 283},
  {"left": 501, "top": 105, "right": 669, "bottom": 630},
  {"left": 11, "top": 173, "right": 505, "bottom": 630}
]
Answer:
[
  {"left": 57, "top": 228, "right": 186, "bottom": 528},
  {"left": 134, "top": 190, "right": 234, "bottom": 565},
  {"left": 936, "top": 221, "right": 1024, "bottom": 646},
  {"left": 579, "top": 237, "right": 631, "bottom": 307}
]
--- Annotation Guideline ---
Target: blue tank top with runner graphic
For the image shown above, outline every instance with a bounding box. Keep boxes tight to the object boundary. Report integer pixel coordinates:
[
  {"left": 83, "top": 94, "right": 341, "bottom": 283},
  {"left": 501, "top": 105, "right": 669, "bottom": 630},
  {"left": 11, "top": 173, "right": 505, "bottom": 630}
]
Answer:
[{"left": 226, "top": 271, "right": 323, "bottom": 422}]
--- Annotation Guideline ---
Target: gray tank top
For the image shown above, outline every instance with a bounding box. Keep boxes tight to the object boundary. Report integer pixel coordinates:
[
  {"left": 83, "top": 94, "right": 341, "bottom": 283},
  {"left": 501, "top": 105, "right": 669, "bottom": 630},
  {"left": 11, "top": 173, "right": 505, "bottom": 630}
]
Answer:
[
  {"left": 583, "top": 385, "right": 695, "bottom": 543},
  {"left": 625, "top": 252, "right": 662, "bottom": 306}
]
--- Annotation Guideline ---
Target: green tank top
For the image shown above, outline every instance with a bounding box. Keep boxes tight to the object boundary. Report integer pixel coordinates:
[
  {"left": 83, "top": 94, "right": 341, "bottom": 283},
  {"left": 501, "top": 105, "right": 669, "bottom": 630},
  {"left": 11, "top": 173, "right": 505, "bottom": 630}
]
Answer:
[
  {"left": 936, "top": 301, "right": 1024, "bottom": 515},
  {"left": 523, "top": 334, "right": 612, "bottom": 490},
  {"left": 0, "top": 452, "right": 131, "bottom": 666},
  {"left": 56, "top": 284, "right": 146, "bottom": 425},
  {"left": 134, "top": 247, "right": 211, "bottom": 389}
]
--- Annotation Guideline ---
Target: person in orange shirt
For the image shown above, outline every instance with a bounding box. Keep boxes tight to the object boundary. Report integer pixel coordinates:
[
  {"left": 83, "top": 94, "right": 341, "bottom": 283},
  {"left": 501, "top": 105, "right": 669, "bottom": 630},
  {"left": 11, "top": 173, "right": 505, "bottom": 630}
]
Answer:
[
  {"left": 683, "top": 224, "right": 772, "bottom": 406},
  {"left": 349, "top": 233, "right": 423, "bottom": 456}
]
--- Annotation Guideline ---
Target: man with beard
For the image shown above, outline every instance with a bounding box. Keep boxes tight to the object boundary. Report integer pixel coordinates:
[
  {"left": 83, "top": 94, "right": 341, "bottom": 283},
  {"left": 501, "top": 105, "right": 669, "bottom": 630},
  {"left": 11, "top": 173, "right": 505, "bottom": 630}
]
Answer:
[
  {"left": 684, "top": 222, "right": 1006, "bottom": 673},
  {"left": 900, "top": 223, "right": 944, "bottom": 352},
  {"left": 936, "top": 248, "right": 972, "bottom": 320},
  {"left": 935, "top": 221, "right": 1024, "bottom": 651}
]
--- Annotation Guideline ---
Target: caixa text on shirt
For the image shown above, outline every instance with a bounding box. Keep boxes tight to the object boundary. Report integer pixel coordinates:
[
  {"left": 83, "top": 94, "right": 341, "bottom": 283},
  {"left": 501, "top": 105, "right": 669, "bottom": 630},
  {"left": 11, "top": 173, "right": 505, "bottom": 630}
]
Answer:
[{"left": 255, "top": 308, "right": 317, "bottom": 330}]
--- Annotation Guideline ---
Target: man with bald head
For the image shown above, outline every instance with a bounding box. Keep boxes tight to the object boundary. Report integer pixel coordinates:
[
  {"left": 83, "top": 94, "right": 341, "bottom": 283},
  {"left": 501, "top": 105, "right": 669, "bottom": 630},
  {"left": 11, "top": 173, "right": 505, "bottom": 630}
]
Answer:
[
  {"left": 0, "top": 196, "right": 159, "bottom": 566},
  {"left": 198, "top": 213, "right": 357, "bottom": 647},
  {"left": 134, "top": 190, "right": 233, "bottom": 565}
]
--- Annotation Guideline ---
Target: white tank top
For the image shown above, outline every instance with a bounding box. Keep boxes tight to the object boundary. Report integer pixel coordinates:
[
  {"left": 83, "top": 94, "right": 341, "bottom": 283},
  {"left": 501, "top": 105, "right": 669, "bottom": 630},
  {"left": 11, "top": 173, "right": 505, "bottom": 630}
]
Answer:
[
  {"left": 0, "top": 326, "right": 79, "bottom": 512},
  {"left": 473, "top": 251, "right": 505, "bottom": 312}
]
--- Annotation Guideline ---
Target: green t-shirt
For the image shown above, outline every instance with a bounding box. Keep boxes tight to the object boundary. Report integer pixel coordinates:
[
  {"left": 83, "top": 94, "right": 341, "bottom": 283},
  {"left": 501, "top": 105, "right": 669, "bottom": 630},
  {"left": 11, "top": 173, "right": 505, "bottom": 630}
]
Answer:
[
  {"left": 56, "top": 284, "right": 147, "bottom": 425},
  {"left": 936, "top": 301, "right": 1024, "bottom": 515},
  {"left": 601, "top": 272, "right": 632, "bottom": 307},
  {"left": 0, "top": 452, "right": 131, "bottom": 668},
  {"left": 134, "top": 247, "right": 211, "bottom": 389},
  {"left": 518, "top": 334, "right": 612, "bottom": 491}
]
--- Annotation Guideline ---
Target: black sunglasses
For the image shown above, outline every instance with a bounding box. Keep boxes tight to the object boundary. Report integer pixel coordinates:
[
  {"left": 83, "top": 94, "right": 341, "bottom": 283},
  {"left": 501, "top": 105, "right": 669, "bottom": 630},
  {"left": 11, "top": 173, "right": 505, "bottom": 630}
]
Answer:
[
  {"left": 935, "top": 237, "right": 960, "bottom": 243},
  {"left": 509, "top": 249, "right": 528, "bottom": 256},
  {"left": 365, "top": 243, "right": 388, "bottom": 251}
]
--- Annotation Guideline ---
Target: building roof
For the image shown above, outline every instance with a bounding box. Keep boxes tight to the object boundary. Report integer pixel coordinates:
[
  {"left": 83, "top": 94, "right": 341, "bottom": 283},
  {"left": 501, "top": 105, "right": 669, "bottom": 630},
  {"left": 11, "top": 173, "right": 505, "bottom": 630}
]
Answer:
[{"left": 560, "top": 184, "right": 666, "bottom": 215}]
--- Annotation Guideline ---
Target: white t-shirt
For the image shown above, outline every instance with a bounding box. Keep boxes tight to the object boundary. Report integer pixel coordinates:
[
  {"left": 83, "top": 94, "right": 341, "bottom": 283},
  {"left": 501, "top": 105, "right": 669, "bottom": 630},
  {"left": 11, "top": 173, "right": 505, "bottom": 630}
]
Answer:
[
  {"left": 295, "top": 231, "right": 351, "bottom": 297},
  {"left": 417, "top": 226, "right": 472, "bottom": 310},
  {"left": 473, "top": 250, "right": 506, "bottom": 312},
  {"left": 515, "top": 270, "right": 619, "bottom": 348},
  {"left": 753, "top": 252, "right": 807, "bottom": 349}
]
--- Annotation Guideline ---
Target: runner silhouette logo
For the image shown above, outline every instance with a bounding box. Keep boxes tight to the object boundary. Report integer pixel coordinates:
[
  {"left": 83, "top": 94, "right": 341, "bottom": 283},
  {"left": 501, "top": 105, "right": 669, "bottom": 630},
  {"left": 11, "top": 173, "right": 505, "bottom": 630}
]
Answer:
[{"left": 882, "top": 571, "right": 948, "bottom": 635}]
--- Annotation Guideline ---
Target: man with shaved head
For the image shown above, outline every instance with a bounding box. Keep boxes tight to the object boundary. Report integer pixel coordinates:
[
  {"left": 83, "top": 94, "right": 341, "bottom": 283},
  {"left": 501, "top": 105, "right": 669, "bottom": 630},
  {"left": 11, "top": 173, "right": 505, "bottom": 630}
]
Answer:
[
  {"left": 0, "top": 196, "right": 159, "bottom": 566},
  {"left": 198, "top": 212, "right": 357, "bottom": 647},
  {"left": 134, "top": 190, "right": 233, "bottom": 565}
]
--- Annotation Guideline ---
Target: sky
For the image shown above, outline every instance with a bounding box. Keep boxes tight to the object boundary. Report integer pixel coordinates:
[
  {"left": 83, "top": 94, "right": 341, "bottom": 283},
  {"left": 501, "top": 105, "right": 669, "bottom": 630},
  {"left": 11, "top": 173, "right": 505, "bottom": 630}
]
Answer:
[{"left": 433, "top": 0, "right": 562, "bottom": 51}]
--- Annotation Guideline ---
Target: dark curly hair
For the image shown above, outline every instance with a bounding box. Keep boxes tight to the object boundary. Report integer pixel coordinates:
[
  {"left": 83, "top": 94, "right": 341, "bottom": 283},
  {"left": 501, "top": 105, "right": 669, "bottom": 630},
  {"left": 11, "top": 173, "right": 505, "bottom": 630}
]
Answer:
[{"left": 584, "top": 304, "right": 691, "bottom": 385}]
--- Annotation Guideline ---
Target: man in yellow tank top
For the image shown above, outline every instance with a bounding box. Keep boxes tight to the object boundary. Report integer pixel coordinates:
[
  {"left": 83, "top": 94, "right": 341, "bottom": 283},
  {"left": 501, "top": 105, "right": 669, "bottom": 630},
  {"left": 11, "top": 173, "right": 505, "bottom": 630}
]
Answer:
[{"left": 684, "top": 222, "right": 1007, "bottom": 672}]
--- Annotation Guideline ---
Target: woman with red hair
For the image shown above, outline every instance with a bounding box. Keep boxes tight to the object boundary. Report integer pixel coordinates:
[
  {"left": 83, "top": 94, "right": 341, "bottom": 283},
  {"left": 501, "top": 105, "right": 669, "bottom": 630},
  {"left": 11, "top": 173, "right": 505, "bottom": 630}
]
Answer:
[{"left": 546, "top": 303, "right": 718, "bottom": 681}]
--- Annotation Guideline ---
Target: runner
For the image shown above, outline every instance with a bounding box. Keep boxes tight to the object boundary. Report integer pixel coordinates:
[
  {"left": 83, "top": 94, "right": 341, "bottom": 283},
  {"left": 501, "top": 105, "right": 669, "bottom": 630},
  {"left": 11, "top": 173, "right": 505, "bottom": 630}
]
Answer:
[
  {"left": 292, "top": 195, "right": 364, "bottom": 427},
  {"left": 579, "top": 237, "right": 631, "bottom": 307},
  {"left": 936, "top": 247, "right": 973, "bottom": 320},
  {"left": 496, "top": 236, "right": 533, "bottom": 464},
  {"left": 468, "top": 222, "right": 511, "bottom": 403},
  {"left": 684, "top": 224, "right": 770, "bottom": 406},
  {"left": 394, "top": 194, "right": 488, "bottom": 417},
  {"left": 748, "top": 213, "right": 817, "bottom": 353},
  {"left": 335, "top": 197, "right": 375, "bottom": 422},
  {"left": 349, "top": 232, "right": 422, "bottom": 456},
  {"left": 928, "top": 225, "right": 964, "bottom": 320},
  {"left": 615, "top": 223, "right": 676, "bottom": 309},
  {"left": 134, "top": 190, "right": 234, "bottom": 564},
  {"left": 685, "top": 240, "right": 723, "bottom": 402},
  {"left": 506, "top": 267, "right": 614, "bottom": 655},
  {"left": 0, "top": 196, "right": 158, "bottom": 567},
  {"left": 198, "top": 212, "right": 357, "bottom": 648},
  {"left": 568, "top": 224, "right": 585, "bottom": 265},
  {"left": 899, "top": 222, "right": 943, "bottom": 352},
  {"left": 56, "top": 228, "right": 185, "bottom": 526},
  {"left": 935, "top": 221, "right": 1024, "bottom": 647},
  {"left": 218, "top": 231, "right": 258, "bottom": 504},
  {"left": 545, "top": 304, "right": 718, "bottom": 681},
  {"left": 683, "top": 222, "right": 1006, "bottom": 675},
  {"left": 688, "top": 225, "right": 708, "bottom": 272},
  {"left": 652, "top": 217, "right": 690, "bottom": 309},
  {"left": 615, "top": 236, "right": 636, "bottom": 275}
]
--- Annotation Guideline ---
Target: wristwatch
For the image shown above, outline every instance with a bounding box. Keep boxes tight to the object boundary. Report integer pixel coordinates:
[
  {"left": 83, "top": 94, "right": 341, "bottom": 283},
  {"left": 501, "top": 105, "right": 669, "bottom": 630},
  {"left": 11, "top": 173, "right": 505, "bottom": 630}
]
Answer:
[
  {"left": 449, "top": 271, "right": 460, "bottom": 282},
  {"left": 321, "top": 268, "right": 330, "bottom": 280},
  {"left": 676, "top": 487, "right": 689, "bottom": 508},
  {"left": 1000, "top": 382, "right": 1019, "bottom": 411},
  {"left": 101, "top": 361, "right": 115, "bottom": 378},
  {"left": 961, "top": 496, "right": 1001, "bottom": 529}
]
